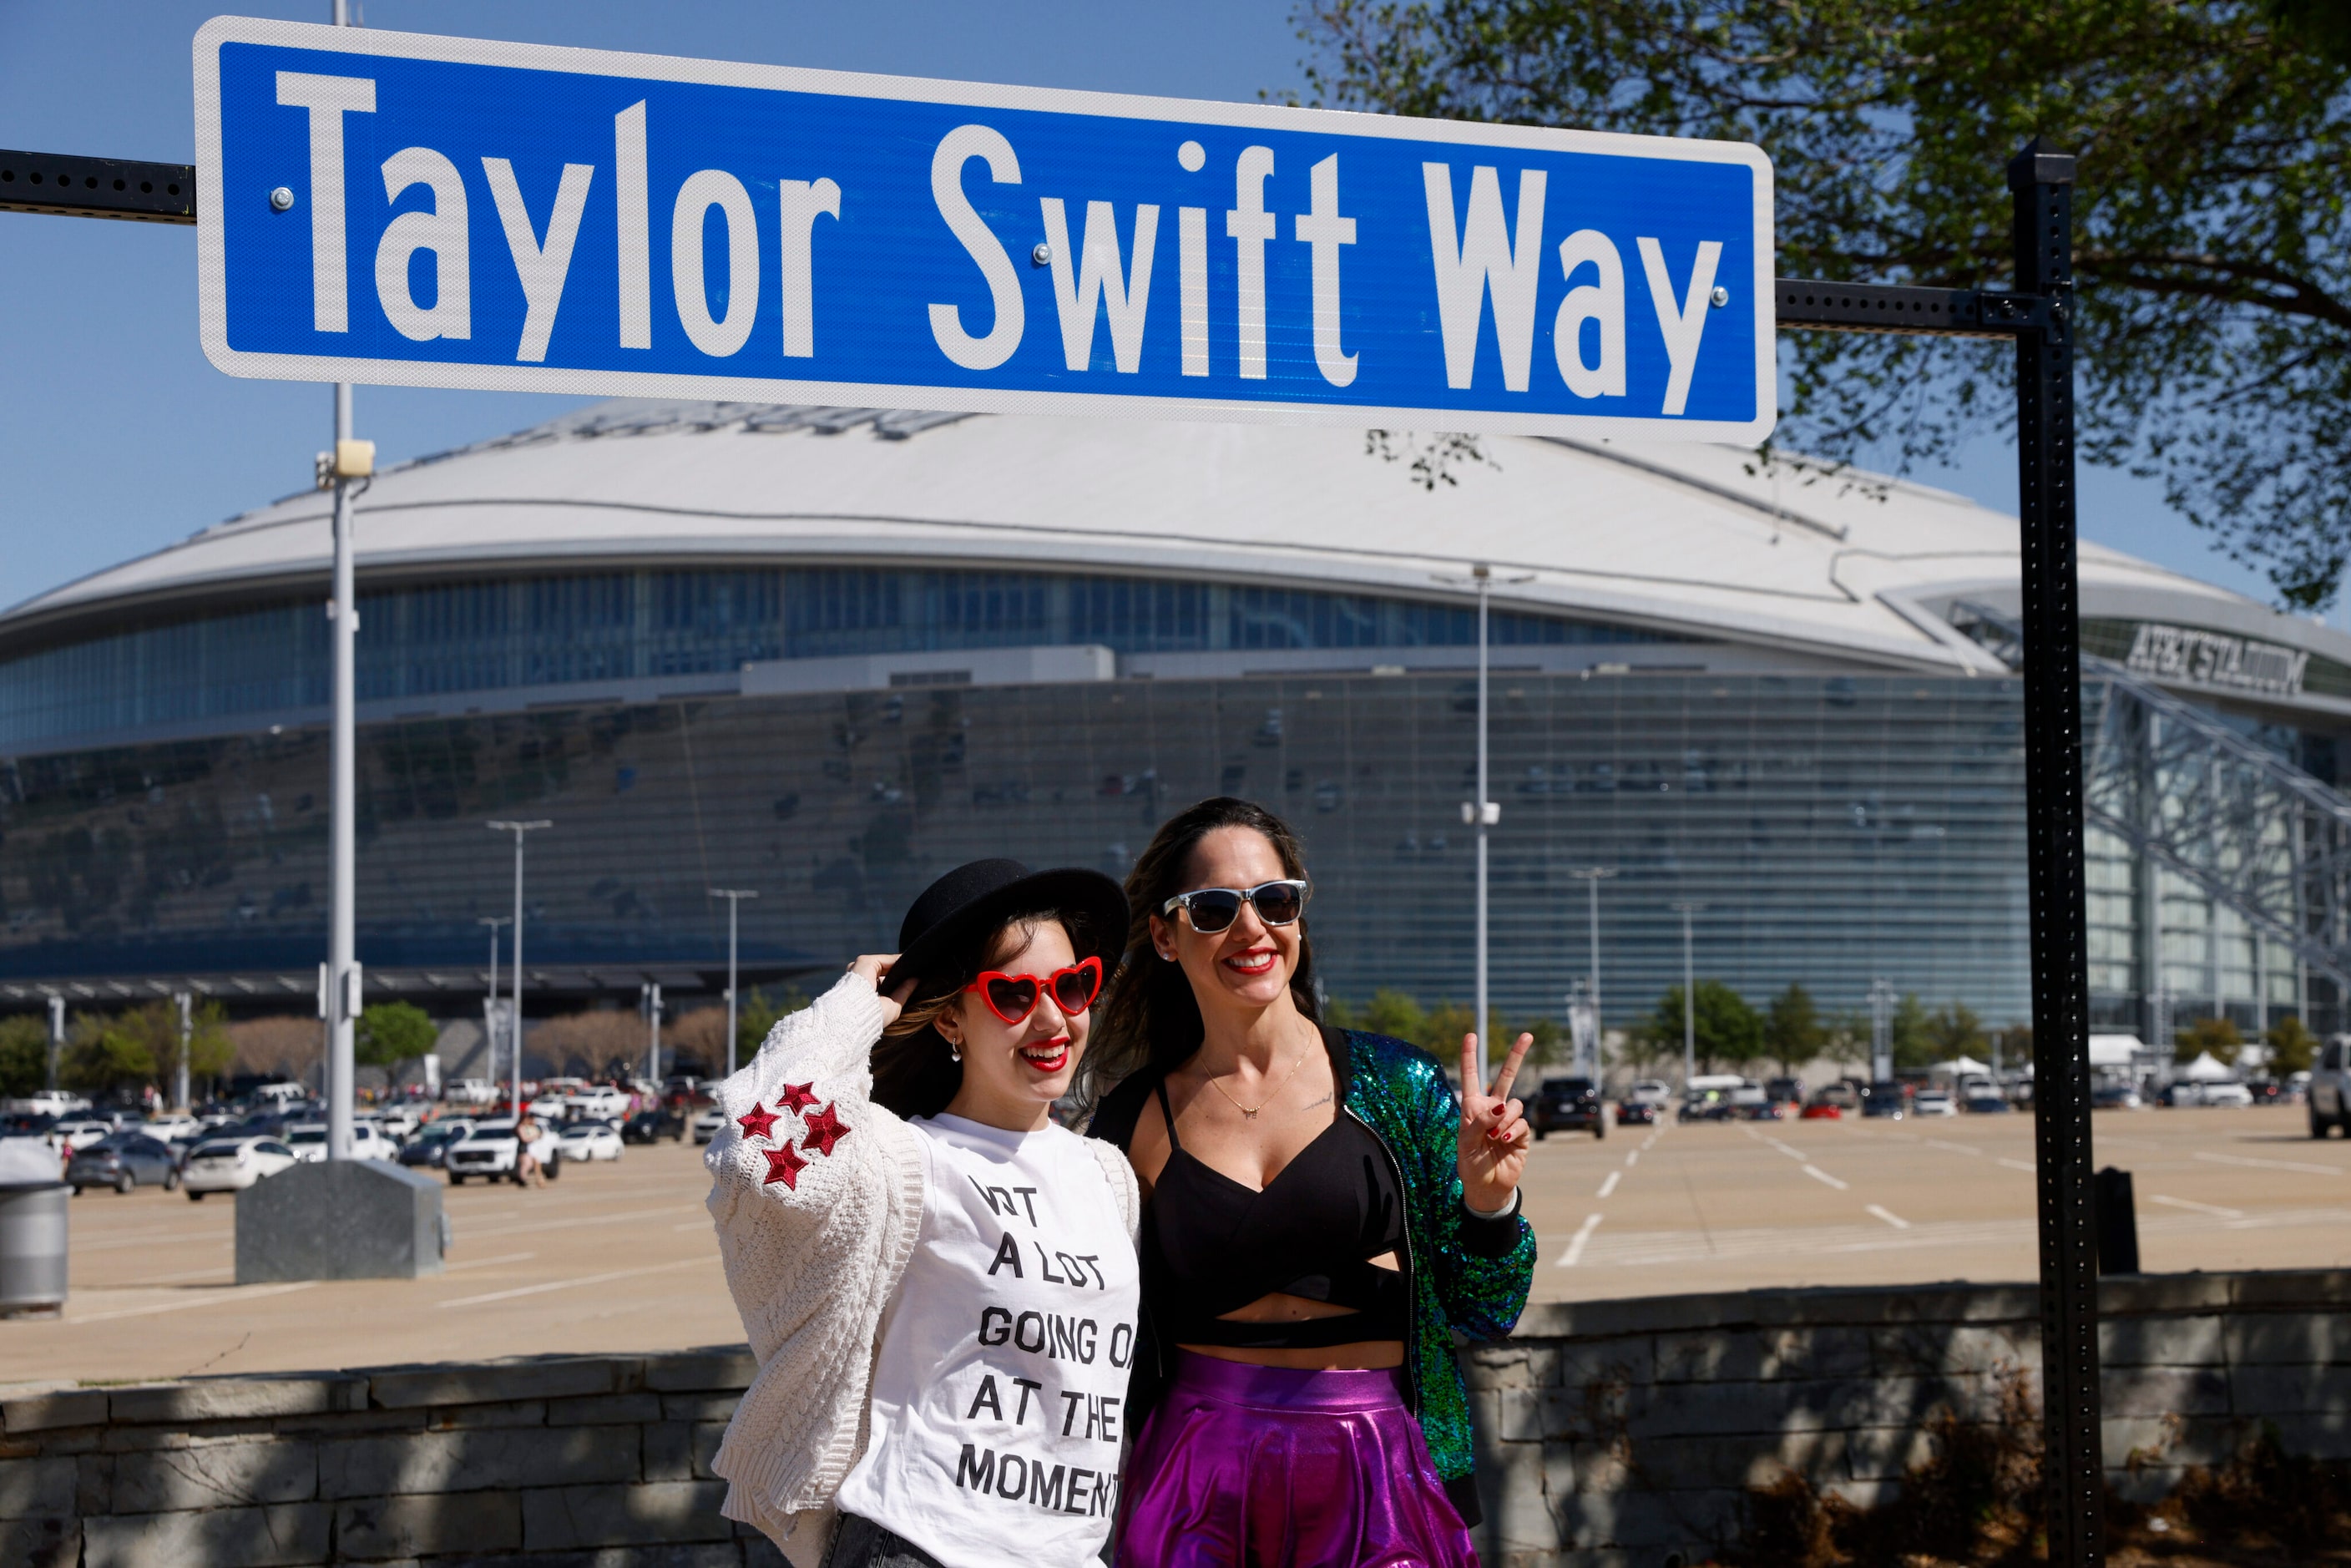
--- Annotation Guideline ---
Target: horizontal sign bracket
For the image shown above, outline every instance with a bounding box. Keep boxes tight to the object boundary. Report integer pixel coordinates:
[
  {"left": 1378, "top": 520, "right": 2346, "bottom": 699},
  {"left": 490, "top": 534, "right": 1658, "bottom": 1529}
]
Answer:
[
  {"left": 0, "top": 149, "right": 196, "bottom": 224},
  {"left": 1776, "top": 278, "right": 2054, "bottom": 337}
]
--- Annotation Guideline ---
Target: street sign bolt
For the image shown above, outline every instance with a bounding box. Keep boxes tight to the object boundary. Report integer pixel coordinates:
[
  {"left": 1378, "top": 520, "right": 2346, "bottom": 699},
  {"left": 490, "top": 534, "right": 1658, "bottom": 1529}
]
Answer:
[
  {"left": 1031, "top": 241, "right": 1052, "bottom": 266},
  {"left": 269, "top": 186, "right": 296, "bottom": 212},
  {"left": 1710, "top": 285, "right": 1730, "bottom": 308}
]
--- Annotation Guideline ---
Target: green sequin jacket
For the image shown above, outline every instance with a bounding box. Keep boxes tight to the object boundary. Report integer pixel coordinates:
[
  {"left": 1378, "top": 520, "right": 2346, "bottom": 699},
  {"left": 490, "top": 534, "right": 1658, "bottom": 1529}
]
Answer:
[{"left": 1089, "top": 1026, "right": 1538, "bottom": 1491}]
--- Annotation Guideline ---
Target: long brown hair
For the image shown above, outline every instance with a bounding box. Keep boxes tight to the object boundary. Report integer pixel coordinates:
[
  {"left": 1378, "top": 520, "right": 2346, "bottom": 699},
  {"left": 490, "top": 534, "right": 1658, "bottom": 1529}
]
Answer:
[
  {"left": 1080, "top": 797, "right": 1322, "bottom": 1104},
  {"left": 871, "top": 908, "right": 1085, "bottom": 1119}
]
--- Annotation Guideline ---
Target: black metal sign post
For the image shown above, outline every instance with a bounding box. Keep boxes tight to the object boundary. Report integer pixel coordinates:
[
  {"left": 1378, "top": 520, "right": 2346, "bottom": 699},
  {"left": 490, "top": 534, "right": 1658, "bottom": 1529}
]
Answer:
[
  {"left": 10, "top": 132, "right": 2104, "bottom": 1562},
  {"left": 1782, "top": 141, "right": 2102, "bottom": 1565}
]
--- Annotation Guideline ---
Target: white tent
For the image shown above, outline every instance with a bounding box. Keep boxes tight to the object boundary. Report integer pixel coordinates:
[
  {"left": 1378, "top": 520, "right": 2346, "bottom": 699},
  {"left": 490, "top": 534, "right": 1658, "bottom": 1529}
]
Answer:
[
  {"left": 2088, "top": 1034, "right": 2145, "bottom": 1068},
  {"left": 2178, "top": 1050, "right": 2237, "bottom": 1082},
  {"left": 1930, "top": 1056, "right": 1990, "bottom": 1078}
]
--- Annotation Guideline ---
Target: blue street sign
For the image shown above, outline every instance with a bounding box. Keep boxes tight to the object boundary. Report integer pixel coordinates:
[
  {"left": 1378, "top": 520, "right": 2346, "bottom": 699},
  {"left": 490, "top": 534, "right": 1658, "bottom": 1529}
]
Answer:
[{"left": 197, "top": 17, "right": 1775, "bottom": 441}]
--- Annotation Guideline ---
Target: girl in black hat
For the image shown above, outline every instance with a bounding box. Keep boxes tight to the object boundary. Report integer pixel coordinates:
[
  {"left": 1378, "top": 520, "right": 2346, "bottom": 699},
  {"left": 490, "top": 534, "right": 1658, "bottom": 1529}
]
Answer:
[{"left": 703, "top": 861, "right": 1143, "bottom": 1568}]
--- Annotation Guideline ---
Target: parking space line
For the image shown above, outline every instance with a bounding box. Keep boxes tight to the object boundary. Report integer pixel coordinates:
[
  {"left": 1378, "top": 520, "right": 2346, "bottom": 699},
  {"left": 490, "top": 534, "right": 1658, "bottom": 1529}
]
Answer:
[
  {"left": 1997, "top": 1157, "right": 2036, "bottom": 1173},
  {"left": 1763, "top": 1137, "right": 1806, "bottom": 1161},
  {"left": 1925, "top": 1139, "right": 1982, "bottom": 1156},
  {"left": 2150, "top": 1194, "right": 2245, "bottom": 1219},
  {"left": 67, "top": 1281, "right": 316, "bottom": 1325},
  {"left": 2194, "top": 1151, "right": 2341, "bottom": 1178},
  {"left": 1555, "top": 1213, "right": 1605, "bottom": 1268},
  {"left": 1597, "top": 1171, "right": 1620, "bottom": 1199},
  {"left": 442, "top": 1252, "right": 537, "bottom": 1272},
  {"left": 1801, "top": 1165, "right": 1848, "bottom": 1191},
  {"left": 437, "top": 1257, "right": 711, "bottom": 1308},
  {"left": 1624, "top": 1150, "right": 1639, "bottom": 1168},
  {"left": 1864, "top": 1205, "right": 1910, "bottom": 1230}
]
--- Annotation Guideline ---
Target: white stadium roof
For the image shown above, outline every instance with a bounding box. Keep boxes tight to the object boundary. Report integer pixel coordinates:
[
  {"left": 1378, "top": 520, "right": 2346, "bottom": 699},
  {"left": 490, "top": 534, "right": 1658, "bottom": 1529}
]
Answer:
[{"left": 8, "top": 398, "right": 2346, "bottom": 683}]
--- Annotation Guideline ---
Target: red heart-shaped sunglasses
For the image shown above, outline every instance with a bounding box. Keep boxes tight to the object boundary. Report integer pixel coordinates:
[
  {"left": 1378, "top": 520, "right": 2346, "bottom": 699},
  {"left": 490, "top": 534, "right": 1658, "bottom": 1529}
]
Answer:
[{"left": 963, "top": 955, "right": 1105, "bottom": 1025}]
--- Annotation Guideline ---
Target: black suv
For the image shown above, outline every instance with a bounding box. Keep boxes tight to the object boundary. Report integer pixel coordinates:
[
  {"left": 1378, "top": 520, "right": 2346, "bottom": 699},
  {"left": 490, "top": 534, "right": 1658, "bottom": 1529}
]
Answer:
[
  {"left": 624, "top": 1105, "right": 687, "bottom": 1144},
  {"left": 1532, "top": 1076, "right": 1607, "bottom": 1140}
]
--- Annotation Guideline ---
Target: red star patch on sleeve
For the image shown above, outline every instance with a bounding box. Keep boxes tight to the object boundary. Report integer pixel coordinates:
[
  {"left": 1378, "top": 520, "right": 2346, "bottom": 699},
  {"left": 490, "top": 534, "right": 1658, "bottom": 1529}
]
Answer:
[
  {"left": 776, "top": 1081, "right": 820, "bottom": 1115},
  {"left": 761, "top": 1142, "right": 809, "bottom": 1190},
  {"left": 736, "top": 1105, "right": 781, "bottom": 1142},
  {"left": 799, "top": 1101, "right": 852, "bottom": 1159}
]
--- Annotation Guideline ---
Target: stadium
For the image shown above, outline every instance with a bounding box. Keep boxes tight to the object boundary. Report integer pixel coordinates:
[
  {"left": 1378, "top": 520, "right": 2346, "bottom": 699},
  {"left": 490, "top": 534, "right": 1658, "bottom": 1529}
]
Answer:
[{"left": 3, "top": 398, "right": 2347, "bottom": 1048}]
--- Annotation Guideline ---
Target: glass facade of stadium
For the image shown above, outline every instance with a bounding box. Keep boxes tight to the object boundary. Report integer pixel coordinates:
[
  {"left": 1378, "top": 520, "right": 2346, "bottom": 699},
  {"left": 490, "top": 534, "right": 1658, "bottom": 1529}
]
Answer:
[{"left": 0, "top": 564, "right": 2338, "bottom": 1039}]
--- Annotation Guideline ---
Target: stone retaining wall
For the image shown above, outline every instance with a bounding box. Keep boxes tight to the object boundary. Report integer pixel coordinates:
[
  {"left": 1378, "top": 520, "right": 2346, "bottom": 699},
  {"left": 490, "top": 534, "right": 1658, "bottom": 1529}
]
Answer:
[
  {"left": 1, "top": 1269, "right": 2343, "bottom": 1566},
  {"left": 1462, "top": 1267, "right": 2351, "bottom": 1566}
]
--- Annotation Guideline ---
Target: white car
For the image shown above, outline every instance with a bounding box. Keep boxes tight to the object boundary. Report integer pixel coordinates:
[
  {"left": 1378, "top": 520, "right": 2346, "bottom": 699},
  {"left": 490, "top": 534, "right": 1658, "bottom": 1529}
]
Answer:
[
  {"left": 554, "top": 1119, "right": 624, "bottom": 1161},
  {"left": 3, "top": 1092, "right": 88, "bottom": 1118},
  {"left": 444, "top": 1118, "right": 562, "bottom": 1184},
  {"left": 1630, "top": 1080, "right": 1672, "bottom": 1107},
  {"left": 375, "top": 1105, "right": 422, "bottom": 1142},
  {"left": 1914, "top": 1089, "right": 1959, "bottom": 1116},
  {"left": 181, "top": 1136, "right": 298, "bottom": 1198},
  {"left": 443, "top": 1078, "right": 499, "bottom": 1107},
  {"left": 525, "top": 1091, "right": 567, "bottom": 1120},
  {"left": 144, "top": 1115, "right": 203, "bottom": 1145},
  {"left": 691, "top": 1106, "right": 726, "bottom": 1145},
  {"left": 54, "top": 1120, "right": 114, "bottom": 1152},
  {"left": 2201, "top": 1081, "right": 2254, "bottom": 1108},
  {"left": 566, "top": 1088, "right": 630, "bottom": 1120},
  {"left": 284, "top": 1122, "right": 398, "bottom": 1162}
]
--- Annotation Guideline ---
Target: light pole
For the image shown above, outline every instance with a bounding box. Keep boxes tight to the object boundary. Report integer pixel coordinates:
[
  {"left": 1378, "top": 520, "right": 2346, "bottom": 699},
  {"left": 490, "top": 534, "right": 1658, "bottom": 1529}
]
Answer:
[
  {"left": 710, "top": 890, "right": 759, "bottom": 1076},
  {"left": 174, "top": 991, "right": 193, "bottom": 1113},
  {"left": 1869, "top": 977, "right": 1897, "bottom": 1081},
  {"left": 1569, "top": 867, "right": 1615, "bottom": 1073},
  {"left": 1671, "top": 902, "right": 1703, "bottom": 1088},
  {"left": 1437, "top": 560, "right": 1525, "bottom": 1081},
  {"left": 641, "top": 981, "right": 664, "bottom": 1087},
  {"left": 488, "top": 822, "right": 550, "bottom": 1115},
  {"left": 478, "top": 915, "right": 509, "bottom": 1105},
  {"left": 317, "top": 0, "right": 372, "bottom": 1162}
]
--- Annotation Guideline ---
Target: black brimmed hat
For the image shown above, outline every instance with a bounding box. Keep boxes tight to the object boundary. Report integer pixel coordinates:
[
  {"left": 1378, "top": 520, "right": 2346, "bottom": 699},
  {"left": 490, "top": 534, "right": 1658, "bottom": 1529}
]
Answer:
[{"left": 883, "top": 859, "right": 1130, "bottom": 994}]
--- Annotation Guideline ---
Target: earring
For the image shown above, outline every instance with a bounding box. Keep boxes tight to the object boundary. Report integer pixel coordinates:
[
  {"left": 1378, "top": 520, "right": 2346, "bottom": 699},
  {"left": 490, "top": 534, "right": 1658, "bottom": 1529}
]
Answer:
[{"left": 946, "top": 1036, "right": 963, "bottom": 1063}]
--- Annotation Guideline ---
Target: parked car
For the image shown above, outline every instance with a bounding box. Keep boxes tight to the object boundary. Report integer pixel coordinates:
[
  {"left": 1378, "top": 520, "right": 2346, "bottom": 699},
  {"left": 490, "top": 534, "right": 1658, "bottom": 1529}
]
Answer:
[
  {"left": 445, "top": 1119, "right": 561, "bottom": 1184},
  {"left": 2201, "top": 1081, "right": 2254, "bottom": 1108},
  {"left": 2159, "top": 1081, "right": 2205, "bottom": 1108},
  {"left": 555, "top": 1119, "right": 624, "bottom": 1162},
  {"left": 1859, "top": 1081, "right": 1909, "bottom": 1120},
  {"left": 1628, "top": 1080, "right": 1671, "bottom": 1108},
  {"left": 1613, "top": 1098, "right": 1658, "bottom": 1127},
  {"left": 1963, "top": 1094, "right": 2013, "bottom": 1115},
  {"left": 623, "top": 1105, "right": 686, "bottom": 1144},
  {"left": 144, "top": 1114, "right": 203, "bottom": 1145},
  {"left": 181, "top": 1136, "right": 298, "bottom": 1198},
  {"left": 67, "top": 1132, "right": 179, "bottom": 1194},
  {"left": 1531, "top": 1077, "right": 1606, "bottom": 1140},
  {"left": 1763, "top": 1076, "right": 1805, "bottom": 1111},
  {"left": 524, "top": 1091, "right": 567, "bottom": 1121},
  {"left": 54, "top": 1119, "right": 114, "bottom": 1152},
  {"left": 2092, "top": 1084, "right": 2146, "bottom": 1110},
  {"left": 284, "top": 1121, "right": 399, "bottom": 1162},
  {"left": 2310, "top": 1038, "right": 2351, "bottom": 1136},
  {"left": 1914, "top": 1089, "right": 1958, "bottom": 1117},
  {"left": 1800, "top": 1097, "right": 1843, "bottom": 1120},
  {"left": 567, "top": 1088, "right": 631, "bottom": 1121},
  {"left": 397, "top": 1120, "right": 475, "bottom": 1170},
  {"left": 691, "top": 1106, "right": 728, "bottom": 1145},
  {"left": 374, "top": 1105, "right": 422, "bottom": 1143},
  {"left": 443, "top": 1078, "right": 500, "bottom": 1107}
]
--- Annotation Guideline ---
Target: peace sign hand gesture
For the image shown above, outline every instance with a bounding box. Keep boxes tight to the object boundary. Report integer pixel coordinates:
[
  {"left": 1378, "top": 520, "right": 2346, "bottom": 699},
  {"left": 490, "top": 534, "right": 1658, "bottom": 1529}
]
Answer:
[{"left": 1458, "top": 1032, "right": 1533, "bottom": 1212}]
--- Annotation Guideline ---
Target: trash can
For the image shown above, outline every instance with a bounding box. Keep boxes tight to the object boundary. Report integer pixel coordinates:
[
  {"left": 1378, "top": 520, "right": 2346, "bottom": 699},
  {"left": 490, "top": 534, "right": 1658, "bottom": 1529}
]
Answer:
[{"left": 0, "top": 1181, "right": 68, "bottom": 1318}]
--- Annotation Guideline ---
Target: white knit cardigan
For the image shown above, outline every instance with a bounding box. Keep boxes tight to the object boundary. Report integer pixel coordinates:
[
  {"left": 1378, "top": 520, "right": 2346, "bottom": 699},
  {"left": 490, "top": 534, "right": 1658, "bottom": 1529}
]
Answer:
[{"left": 705, "top": 971, "right": 1140, "bottom": 1560}]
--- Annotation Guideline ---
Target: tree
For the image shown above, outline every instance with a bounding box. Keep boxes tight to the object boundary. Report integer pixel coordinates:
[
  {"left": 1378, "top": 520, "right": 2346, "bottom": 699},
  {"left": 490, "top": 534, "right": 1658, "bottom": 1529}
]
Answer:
[
  {"left": 1926, "top": 1002, "right": 1988, "bottom": 1062},
  {"left": 1299, "top": 0, "right": 2351, "bottom": 609},
  {"left": 736, "top": 986, "right": 811, "bottom": 1065},
  {"left": 1764, "top": 984, "right": 1824, "bottom": 1074},
  {"left": 137, "top": 1000, "right": 234, "bottom": 1102},
  {"left": 1639, "top": 980, "right": 1762, "bottom": 1074},
  {"left": 59, "top": 1009, "right": 154, "bottom": 1096},
  {"left": 2264, "top": 1014, "right": 2318, "bottom": 1076},
  {"left": 2177, "top": 1014, "right": 2244, "bottom": 1066},
  {"left": 1890, "top": 994, "right": 1936, "bottom": 1071},
  {"left": 1359, "top": 989, "right": 1428, "bottom": 1044},
  {"left": 355, "top": 1002, "right": 438, "bottom": 1082},
  {"left": 0, "top": 1016, "right": 47, "bottom": 1099}
]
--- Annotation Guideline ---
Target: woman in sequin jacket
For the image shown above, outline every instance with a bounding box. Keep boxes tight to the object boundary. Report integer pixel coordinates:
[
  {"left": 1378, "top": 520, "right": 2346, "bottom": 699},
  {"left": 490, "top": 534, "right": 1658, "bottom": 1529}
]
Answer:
[{"left": 1085, "top": 797, "right": 1537, "bottom": 1565}]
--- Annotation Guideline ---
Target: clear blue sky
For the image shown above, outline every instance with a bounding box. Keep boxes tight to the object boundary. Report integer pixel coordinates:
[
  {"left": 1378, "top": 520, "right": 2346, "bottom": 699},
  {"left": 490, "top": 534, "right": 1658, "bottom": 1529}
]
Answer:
[{"left": 0, "top": 0, "right": 2279, "bottom": 616}]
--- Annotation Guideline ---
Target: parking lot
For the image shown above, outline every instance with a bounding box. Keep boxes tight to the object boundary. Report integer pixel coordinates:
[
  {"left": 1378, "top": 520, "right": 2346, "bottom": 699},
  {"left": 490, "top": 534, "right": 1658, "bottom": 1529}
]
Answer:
[
  {"left": 1520, "top": 1102, "right": 2351, "bottom": 1301},
  {"left": 6, "top": 1103, "right": 2348, "bottom": 1388}
]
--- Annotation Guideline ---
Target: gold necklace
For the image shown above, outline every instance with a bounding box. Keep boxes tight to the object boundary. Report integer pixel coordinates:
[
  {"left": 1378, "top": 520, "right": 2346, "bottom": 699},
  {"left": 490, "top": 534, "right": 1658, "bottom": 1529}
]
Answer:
[{"left": 1203, "top": 1044, "right": 1313, "bottom": 1120}]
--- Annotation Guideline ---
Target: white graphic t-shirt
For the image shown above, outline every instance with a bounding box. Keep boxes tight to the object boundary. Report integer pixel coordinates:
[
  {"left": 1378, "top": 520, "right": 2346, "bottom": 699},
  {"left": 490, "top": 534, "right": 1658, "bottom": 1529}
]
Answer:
[{"left": 833, "top": 1112, "right": 1140, "bottom": 1568}]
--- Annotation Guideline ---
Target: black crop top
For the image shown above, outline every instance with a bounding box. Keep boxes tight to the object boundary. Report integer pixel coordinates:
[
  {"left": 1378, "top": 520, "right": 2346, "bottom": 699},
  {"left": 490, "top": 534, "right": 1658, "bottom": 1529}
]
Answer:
[{"left": 1142, "top": 1076, "right": 1410, "bottom": 1349}]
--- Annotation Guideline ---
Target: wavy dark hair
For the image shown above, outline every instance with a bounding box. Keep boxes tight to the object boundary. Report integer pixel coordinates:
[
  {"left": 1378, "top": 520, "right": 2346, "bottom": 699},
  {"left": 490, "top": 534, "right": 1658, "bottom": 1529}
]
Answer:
[
  {"left": 870, "top": 905, "right": 1090, "bottom": 1120},
  {"left": 1079, "top": 797, "right": 1322, "bottom": 1105}
]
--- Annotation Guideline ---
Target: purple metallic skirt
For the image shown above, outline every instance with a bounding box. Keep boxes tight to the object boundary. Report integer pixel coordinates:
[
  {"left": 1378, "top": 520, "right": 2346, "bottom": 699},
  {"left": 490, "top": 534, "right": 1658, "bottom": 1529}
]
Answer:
[{"left": 1116, "top": 1352, "right": 1477, "bottom": 1568}]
